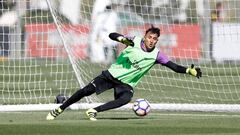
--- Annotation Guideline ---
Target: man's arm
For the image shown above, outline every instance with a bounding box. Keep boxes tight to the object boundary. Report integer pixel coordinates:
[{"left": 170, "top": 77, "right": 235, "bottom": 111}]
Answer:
[
  {"left": 156, "top": 52, "right": 202, "bottom": 78},
  {"left": 164, "top": 61, "right": 202, "bottom": 79},
  {"left": 164, "top": 61, "right": 187, "bottom": 73},
  {"left": 109, "top": 32, "right": 134, "bottom": 46}
]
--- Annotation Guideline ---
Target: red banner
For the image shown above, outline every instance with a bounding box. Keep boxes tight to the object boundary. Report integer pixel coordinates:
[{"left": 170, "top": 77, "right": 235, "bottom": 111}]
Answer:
[
  {"left": 25, "top": 24, "right": 200, "bottom": 60},
  {"left": 25, "top": 24, "right": 89, "bottom": 59}
]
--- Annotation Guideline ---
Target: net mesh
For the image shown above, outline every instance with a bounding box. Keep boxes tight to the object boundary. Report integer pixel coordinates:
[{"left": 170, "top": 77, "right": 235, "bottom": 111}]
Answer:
[{"left": 0, "top": 0, "right": 240, "bottom": 108}]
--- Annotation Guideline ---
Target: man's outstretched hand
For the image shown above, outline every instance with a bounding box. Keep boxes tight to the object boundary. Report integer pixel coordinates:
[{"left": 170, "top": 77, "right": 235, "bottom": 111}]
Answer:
[{"left": 186, "top": 64, "right": 202, "bottom": 79}]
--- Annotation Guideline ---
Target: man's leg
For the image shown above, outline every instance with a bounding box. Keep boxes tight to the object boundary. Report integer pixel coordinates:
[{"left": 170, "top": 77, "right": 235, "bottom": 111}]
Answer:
[
  {"left": 86, "top": 82, "right": 133, "bottom": 121},
  {"left": 94, "top": 91, "right": 133, "bottom": 113},
  {"left": 46, "top": 83, "right": 95, "bottom": 120},
  {"left": 60, "top": 83, "right": 96, "bottom": 110},
  {"left": 47, "top": 71, "right": 114, "bottom": 120},
  {"left": 86, "top": 91, "right": 132, "bottom": 121}
]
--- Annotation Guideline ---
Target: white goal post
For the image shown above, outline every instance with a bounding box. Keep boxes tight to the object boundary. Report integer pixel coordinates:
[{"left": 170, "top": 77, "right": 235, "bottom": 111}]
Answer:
[{"left": 1, "top": 0, "right": 240, "bottom": 112}]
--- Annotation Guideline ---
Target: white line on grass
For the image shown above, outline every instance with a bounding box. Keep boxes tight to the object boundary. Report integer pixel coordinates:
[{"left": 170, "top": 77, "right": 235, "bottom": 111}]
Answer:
[{"left": 151, "top": 112, "right": 240, "bottom": 118}]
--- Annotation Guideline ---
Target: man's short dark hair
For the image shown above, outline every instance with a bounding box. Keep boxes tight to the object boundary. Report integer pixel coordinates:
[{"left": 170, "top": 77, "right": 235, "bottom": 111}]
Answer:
[{"left": 145, "top": 26, "right": 160, "bottom": 37}]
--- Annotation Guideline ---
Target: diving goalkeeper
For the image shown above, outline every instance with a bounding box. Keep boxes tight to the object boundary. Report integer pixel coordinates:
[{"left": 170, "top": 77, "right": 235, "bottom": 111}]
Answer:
[{"left": 46, "top": 26, "right": 202, "bottom": 121}]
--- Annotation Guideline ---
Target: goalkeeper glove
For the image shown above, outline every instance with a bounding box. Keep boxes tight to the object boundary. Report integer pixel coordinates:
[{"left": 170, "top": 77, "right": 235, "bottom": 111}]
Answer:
[
  {"left": 117, "top": 36, "right": 134, "bottom": 46},
  {"left": 186, "top": 64, "right": 202, "bottom": 79}
]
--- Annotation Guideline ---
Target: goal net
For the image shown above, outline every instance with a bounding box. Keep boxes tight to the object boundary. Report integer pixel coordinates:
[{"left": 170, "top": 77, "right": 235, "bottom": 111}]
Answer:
[{"left": 1, "top": 0, "right": 240, "bottom": 112}]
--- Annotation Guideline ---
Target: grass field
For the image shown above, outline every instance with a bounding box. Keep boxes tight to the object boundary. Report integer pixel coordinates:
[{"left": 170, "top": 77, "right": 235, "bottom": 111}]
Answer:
[
  {"left": 1, "top": 110, "right": 240, "bottom": 135},
  {"left": 1, "top": 60, "right": 240, "bottom": 135}
]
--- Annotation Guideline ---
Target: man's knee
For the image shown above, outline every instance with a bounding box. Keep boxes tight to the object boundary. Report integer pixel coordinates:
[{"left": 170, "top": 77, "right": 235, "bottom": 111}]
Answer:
[
  {"left": 80, "top": 83, "right": 96, "bottom": 96},
  {"left": 119, "top": 97, "right": 131, "bottom": 105},
  {"left": 118, "top": 92, "right": 132, "bottom": 105}
]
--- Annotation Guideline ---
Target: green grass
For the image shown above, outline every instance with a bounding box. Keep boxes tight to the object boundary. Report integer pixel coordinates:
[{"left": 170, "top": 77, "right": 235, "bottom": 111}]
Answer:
[{"left": 1, "top": 110, "right": 240, "bottom": 135}]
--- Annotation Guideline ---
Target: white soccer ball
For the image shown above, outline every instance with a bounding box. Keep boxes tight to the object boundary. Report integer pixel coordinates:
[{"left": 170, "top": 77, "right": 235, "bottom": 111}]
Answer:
[{"left": 132, "top": 98, "right": 151, "bottom": 116}]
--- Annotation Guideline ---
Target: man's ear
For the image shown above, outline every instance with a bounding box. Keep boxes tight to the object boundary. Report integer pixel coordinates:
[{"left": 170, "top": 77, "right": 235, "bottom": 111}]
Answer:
[
  {"left": 143, "top": 35, "right": 146, "bottom": 40},
  {"left": 143, "top": 37, "right": 146, "bottom": 43}
]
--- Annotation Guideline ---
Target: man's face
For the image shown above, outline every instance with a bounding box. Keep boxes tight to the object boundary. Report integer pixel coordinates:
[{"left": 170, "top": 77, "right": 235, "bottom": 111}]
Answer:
[{"left": 143, "top": 32, "right": 159, "bottom": 51}]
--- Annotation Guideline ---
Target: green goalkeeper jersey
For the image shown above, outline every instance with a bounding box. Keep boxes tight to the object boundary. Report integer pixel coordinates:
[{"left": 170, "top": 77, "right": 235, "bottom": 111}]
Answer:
[{"left": 108, "top": 36, "right": 159, "bottom": 87}]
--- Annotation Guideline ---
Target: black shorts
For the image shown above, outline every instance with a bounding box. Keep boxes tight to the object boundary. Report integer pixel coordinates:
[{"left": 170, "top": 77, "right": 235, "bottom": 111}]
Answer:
[{"left": 91, "top": 70, "right": 134, "bottom": 99}]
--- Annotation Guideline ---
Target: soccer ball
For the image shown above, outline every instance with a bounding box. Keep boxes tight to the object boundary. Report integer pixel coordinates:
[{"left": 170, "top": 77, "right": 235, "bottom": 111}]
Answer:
[{"left": 132, "top": 98, "right": 151, "bottom": 116}]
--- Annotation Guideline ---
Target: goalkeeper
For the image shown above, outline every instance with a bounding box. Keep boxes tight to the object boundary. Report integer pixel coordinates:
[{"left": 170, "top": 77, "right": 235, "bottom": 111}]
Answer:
[{"left": 46, "top": 26, "right": 202, "bottom": 121}]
